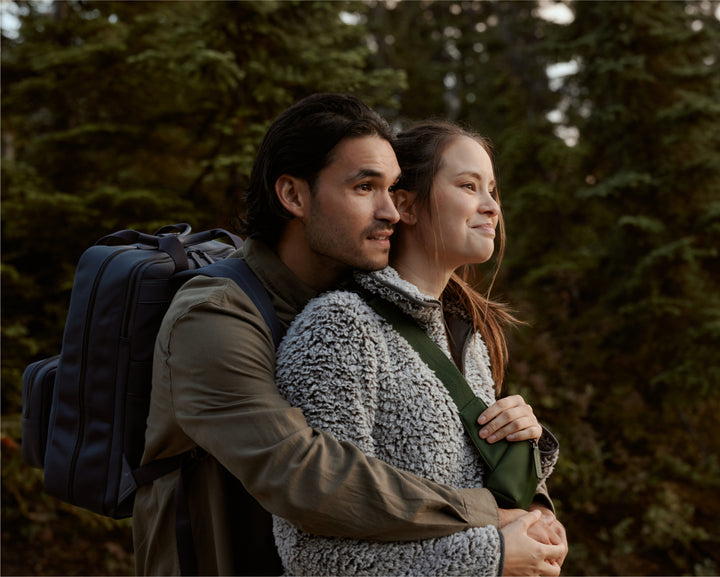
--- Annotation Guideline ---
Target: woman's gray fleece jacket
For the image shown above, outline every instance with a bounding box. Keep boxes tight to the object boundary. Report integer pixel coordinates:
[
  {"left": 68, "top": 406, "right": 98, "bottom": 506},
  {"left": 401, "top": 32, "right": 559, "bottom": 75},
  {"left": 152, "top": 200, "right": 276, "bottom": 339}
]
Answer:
[{"left": 273, "top": 267, "right": 559, "bottom": 576}]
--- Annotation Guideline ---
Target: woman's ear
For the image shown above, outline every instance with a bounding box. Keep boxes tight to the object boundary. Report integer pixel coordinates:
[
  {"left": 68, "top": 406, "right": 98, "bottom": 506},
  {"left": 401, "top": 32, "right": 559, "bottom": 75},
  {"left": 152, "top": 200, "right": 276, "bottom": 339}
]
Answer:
[
  {"left": 275, "top": 175, "right": 310, "bottom": 218},
  {"left": 393, "top": 189, "right": 418, "bottom": 225}
]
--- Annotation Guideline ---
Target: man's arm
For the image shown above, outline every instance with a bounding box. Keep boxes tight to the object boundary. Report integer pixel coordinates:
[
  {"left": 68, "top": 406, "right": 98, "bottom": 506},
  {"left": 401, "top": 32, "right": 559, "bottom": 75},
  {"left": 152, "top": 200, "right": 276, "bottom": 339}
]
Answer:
[{"left": 163, "top": 279, "right": 499, "bottom": 541}]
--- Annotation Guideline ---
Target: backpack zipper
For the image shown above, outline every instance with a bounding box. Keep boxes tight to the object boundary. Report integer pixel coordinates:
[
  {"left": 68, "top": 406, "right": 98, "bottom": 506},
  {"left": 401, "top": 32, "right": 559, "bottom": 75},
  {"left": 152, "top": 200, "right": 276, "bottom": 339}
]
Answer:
[
  {"left": 24, "top": 359, "right": 47, "bottom": 419},
  {"left": 120, "top": 258, "right": 160, "bottom": 338},
  {"left": 67, "top": 248, "right": 131, "bottom": 505}
]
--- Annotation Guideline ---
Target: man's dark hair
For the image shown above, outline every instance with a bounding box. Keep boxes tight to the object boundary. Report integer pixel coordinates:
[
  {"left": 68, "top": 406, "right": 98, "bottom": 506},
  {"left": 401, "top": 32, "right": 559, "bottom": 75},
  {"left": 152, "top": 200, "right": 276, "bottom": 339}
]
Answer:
[{"left": 242, "top": 93, "right": 395, "bottom": 246}]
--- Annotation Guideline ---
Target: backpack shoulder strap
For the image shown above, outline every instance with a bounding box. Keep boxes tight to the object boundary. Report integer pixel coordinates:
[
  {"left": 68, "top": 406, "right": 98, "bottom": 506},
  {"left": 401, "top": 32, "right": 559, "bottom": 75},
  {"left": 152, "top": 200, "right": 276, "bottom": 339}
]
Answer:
[
  {"left": 180, "top": 258, "right": 283, "bottom": 348},
  {"left": 140, "top": 257, "right": 282, "bottom": 576}
]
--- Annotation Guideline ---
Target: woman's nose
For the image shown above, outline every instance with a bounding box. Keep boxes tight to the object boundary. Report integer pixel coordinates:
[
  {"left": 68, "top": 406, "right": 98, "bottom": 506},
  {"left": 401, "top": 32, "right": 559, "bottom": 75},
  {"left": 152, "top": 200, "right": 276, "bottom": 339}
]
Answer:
[{"left": 480, "top": 192, "right": 500, "bottom": 217}]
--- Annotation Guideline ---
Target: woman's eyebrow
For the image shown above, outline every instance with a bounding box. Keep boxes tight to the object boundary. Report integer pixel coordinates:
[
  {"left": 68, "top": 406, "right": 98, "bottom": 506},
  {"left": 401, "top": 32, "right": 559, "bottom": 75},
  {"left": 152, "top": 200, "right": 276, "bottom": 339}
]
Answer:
[
  {"left": 454, "top": 170, "right": 495, "bottom": 187},
  {"left": 454, "top": 170, "right": 483, "bottom": 180}
]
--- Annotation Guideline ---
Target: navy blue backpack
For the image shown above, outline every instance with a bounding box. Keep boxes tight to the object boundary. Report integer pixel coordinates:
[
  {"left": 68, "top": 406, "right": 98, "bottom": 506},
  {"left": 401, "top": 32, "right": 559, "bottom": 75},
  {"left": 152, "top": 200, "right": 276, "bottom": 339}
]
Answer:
[{"left": 21, "top": 224, "right": 282, "bottom": 560}]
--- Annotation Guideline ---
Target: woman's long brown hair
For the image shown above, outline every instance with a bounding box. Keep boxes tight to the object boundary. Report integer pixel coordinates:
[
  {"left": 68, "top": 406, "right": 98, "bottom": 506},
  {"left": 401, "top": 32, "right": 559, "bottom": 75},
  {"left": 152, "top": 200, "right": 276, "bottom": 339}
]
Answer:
[{"left": 393, "top": 120, "right": 520, "bottom": 391}]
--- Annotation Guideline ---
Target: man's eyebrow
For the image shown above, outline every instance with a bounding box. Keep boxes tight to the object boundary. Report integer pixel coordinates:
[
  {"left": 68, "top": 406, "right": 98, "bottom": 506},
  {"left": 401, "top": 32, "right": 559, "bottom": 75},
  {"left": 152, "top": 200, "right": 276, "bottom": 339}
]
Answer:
[{"left": 345, "top": 168, "right": 399, "bottom": 183}]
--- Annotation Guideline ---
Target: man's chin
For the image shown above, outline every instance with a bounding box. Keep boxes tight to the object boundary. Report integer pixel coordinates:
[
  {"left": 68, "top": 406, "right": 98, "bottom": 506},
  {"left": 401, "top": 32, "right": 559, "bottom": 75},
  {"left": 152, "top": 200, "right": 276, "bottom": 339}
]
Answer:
[{"left": 355, "top": 258, "right": 389, "bottom": 272}]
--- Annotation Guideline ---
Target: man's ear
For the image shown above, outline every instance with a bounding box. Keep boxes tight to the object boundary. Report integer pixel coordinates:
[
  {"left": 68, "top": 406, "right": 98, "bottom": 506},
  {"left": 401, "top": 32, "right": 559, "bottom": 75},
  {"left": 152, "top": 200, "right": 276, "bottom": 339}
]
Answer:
[
  {"left": 393, "top": 189, "right": 418, "bottom": 225},
  {"left": 275, "top": 175, "right": 310, "bottom": 218}
]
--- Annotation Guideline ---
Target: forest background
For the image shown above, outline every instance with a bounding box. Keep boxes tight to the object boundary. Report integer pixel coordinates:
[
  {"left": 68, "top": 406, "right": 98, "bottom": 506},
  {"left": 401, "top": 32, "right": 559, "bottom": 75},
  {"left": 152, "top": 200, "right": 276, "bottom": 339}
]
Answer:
[{"left": 2, "top": 1, "right": 719, "bottom": 575}]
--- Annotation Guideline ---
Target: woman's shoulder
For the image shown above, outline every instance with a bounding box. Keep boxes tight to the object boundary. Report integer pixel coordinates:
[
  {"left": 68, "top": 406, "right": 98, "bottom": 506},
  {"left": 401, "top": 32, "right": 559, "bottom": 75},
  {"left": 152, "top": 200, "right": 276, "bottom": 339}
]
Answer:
[
  {"left": 311, "top": 285, "right": 368, "bottom": 307},
  {"left": 298, "top": 287, "right": 370, "bottom": 321},
  {"left": 276, "top": 287, "right": 386, "bottom": 377},
  {"left": 282, "top": 287, "right": 377, "bottom": 345}
]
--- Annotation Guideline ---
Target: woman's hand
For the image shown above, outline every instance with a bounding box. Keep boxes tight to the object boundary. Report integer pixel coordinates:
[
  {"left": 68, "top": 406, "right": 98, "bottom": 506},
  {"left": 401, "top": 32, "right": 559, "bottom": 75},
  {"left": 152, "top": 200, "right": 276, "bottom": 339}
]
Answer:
[{"left": 477, "top": 395, "right": 542, "bottom": 443}]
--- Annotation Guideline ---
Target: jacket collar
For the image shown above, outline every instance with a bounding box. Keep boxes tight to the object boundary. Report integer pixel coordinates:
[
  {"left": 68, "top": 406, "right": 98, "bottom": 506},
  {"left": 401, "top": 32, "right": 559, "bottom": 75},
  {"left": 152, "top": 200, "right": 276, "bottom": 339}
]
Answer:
[
  {"left": 240, "top": 237, "right": 318, "bottom": 327},
  {"left": 354, "top": 267, "right": 476, "bottom": 370}
]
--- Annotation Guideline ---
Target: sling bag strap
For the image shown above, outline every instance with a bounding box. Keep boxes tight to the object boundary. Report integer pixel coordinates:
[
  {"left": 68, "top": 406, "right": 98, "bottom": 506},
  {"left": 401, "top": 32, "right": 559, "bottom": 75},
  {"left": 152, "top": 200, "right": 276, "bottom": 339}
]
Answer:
[
  {"left": 360, "top": 292, "right": 489, "bottom": 448},
  {"left": 360, "top": 290, "right": 541, "bottom": 493}
]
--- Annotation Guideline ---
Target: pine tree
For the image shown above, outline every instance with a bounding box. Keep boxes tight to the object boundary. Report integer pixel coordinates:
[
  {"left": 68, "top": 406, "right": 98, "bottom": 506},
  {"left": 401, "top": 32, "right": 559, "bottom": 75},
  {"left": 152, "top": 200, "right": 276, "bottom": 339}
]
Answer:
[
  {"left": 516, "top": 2, "right": 720, "bottom": 573},
  {"left": 364, "top": 1, "right": 577, "bottom": 285},
  {"left": 1, "top": 0, "right": 405, "bottom": 412}
]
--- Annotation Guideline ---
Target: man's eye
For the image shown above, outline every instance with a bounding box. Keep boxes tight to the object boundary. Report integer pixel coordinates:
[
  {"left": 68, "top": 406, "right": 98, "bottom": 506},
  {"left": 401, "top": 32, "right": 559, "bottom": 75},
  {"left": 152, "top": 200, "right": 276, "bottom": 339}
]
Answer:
[{"left": 358, "top": 183, "right": 372, "bottom": 191}]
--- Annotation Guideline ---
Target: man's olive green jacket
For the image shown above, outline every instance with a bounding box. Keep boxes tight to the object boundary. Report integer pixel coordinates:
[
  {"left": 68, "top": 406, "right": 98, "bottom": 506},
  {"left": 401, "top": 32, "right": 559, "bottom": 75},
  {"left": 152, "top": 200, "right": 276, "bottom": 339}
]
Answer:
[{"left": 132, "top": 238, "right": 514, "bottom": 576}]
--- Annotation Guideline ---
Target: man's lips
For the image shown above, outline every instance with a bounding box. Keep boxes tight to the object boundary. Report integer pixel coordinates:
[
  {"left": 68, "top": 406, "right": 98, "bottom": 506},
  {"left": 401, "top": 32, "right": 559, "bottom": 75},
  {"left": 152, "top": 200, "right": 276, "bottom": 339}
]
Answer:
[{"left": 367, "top": 229, "right": 394, "bottom": 241}]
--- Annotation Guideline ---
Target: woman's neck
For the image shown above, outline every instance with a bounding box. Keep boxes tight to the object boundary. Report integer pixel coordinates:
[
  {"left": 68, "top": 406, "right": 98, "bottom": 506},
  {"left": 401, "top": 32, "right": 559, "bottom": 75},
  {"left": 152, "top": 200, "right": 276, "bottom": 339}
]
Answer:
[{"left": 390, "top": 249, "right": 453, "bottom": 300}]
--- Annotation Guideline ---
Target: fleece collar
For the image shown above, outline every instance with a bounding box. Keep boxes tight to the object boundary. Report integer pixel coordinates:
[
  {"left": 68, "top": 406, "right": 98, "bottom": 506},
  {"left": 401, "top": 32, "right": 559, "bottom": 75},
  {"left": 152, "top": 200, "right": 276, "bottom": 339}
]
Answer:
[{"left": 354, "top": 267, "right": 444, "bottom": 329}]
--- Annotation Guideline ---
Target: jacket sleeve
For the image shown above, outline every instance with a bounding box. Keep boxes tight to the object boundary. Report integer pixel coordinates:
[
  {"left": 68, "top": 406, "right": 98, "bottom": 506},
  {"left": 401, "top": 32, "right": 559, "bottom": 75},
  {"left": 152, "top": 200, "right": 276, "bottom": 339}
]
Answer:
[
  {"left": 162, "top": 279, "right": 499, "bottom": 542},
  {"left": 529, "top": 426, "right": 560, "bottom": 513},
  {"left": 273, "top": 295, "right": 502, "bottom": 575},
  {"left": 538, "top": 425, "right": 560, "bottom": 481}
]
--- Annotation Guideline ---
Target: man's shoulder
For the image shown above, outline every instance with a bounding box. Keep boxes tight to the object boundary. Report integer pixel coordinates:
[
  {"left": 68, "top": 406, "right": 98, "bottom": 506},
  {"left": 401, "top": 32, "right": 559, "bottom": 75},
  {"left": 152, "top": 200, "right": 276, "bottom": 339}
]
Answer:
[
  {"left": 172, "top": 273, "right": 247, "bottom": 312},
  {"left": 156, "top": 270, "right": 278, "bottom": 365},
  {"left": 159, "top": 272, "right": 271, "bottom": 341}
]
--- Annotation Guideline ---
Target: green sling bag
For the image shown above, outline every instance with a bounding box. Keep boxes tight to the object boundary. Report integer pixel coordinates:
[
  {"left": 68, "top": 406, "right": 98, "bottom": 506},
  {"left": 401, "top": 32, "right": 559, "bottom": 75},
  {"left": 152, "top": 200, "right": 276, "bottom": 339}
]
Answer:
[{"left": 363, "top": 292, "right": 542, "bottom": 510}]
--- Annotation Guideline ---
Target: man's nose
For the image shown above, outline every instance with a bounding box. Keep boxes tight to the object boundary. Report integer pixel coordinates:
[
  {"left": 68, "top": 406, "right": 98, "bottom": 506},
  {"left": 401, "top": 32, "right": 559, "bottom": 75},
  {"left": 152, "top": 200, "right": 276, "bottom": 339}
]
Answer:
[{"left": 377, "top": 190, "right": 400, "bottom": 224}]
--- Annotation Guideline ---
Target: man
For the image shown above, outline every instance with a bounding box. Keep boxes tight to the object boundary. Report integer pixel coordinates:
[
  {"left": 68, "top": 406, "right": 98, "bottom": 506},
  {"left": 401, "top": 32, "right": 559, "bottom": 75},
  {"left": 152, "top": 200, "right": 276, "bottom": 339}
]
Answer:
[{"left": 133, "top": 93, "right": 567, "bottom": 575}]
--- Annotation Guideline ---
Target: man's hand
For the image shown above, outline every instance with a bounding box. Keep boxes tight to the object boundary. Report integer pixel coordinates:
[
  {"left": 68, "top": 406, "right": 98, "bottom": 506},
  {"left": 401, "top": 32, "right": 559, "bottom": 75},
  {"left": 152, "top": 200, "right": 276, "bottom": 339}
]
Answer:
[
  {"left": 527, "top": 505, "right": 568, "bottom": 568},
  {"left": 500, "top": 510, "right": 565, "bottom": 576},
  {"left": 499, "top": 506, "right": 568, "bottom": 569},
  {"left": 477, "top": 395, "right": 542, "bottom": 443},
  {"left": 498, "top": 507, "right": 526, "bottom": 528}
]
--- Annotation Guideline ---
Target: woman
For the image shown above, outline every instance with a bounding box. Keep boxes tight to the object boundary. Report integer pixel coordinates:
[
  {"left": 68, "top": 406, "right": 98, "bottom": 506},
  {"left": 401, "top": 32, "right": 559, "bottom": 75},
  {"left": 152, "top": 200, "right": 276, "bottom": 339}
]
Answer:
[{"left": 273, "top": 121, "right": 560, "bottom": 576}]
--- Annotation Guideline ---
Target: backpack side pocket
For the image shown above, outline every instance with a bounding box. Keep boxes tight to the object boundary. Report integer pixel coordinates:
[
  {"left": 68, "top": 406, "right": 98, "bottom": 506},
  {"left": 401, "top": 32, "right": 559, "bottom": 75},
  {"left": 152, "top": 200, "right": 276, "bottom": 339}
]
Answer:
[{"left": 21, "top": 355, "right": 59, "bottom": 469}]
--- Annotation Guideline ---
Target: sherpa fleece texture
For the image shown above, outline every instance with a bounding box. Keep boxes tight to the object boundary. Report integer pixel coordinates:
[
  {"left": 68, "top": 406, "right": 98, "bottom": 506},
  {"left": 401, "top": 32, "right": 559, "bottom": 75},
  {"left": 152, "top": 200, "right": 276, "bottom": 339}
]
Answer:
[{"left": 273, "top": 267, "right": 559, "bottom": 576}]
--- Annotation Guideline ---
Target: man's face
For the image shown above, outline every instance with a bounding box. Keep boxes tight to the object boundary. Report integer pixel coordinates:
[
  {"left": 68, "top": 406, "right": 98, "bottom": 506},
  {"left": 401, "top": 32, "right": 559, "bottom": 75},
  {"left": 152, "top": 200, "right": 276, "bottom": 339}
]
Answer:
[{"left": 304, "top": 135, "right": 401, "bottom": 276}]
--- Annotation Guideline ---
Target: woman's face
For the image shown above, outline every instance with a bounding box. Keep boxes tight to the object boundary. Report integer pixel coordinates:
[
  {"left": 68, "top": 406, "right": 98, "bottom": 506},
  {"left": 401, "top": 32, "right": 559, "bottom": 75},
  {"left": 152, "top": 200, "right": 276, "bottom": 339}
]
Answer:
[{"left": 417, "top": 136, "right": 500, "bottom": 270}]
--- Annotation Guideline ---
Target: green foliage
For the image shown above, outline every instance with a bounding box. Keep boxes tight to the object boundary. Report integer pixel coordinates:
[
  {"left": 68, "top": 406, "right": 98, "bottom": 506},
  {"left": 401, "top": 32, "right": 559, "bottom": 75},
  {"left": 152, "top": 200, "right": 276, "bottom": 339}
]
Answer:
[
  {"left": 2, "top": 418, "right": 134, "bottom": 575},
  {"left": 1, "top": 0, "right": 406, "bottom": 411},
  {"left": 502, "top": 1, "right": 720, "bottom": 574},
  {"left": 1, "top": 4, "right": 405, "bottom": 571}
]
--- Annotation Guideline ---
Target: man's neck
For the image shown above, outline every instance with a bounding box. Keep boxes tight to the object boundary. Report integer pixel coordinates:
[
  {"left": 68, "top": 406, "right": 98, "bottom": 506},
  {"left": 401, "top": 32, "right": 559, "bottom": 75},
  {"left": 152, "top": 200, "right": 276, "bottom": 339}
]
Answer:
[{"left": 275, "top": 226, "right": 345, "bottom": 292}]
